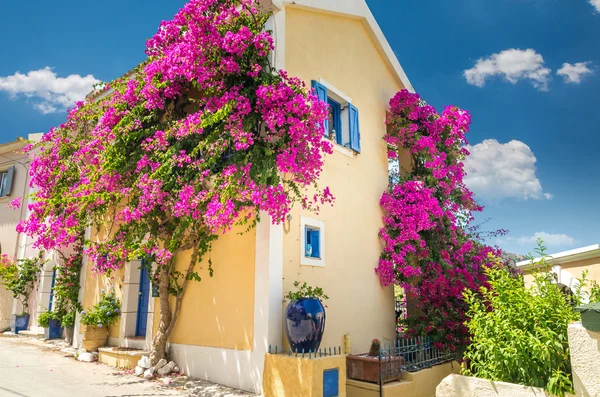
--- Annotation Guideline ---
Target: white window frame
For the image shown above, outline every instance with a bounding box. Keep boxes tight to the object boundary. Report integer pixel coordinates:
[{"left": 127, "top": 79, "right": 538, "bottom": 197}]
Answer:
[
  {"left": 319, "top": 79, "right": 355, "bottom": 159},
  {"left": 300, "top": 217, "right": 325, "bottom": 267}
]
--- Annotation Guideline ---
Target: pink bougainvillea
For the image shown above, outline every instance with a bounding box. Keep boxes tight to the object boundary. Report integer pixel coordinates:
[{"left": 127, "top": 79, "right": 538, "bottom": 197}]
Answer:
[
  {"left": 378, "top": 89, "right": 504, "bottom": 351},
  {"left": 18, "top": 0, "right": 333, "bottom": 363}
]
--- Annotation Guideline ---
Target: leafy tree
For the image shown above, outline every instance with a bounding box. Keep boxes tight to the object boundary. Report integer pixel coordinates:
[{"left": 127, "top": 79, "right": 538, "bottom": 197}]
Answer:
[
  {"left": 462, "top": 240, "right": 579, "bottom": 396},
  {"left": 0, "top": 254, "right": 44, "bottom": 314}
]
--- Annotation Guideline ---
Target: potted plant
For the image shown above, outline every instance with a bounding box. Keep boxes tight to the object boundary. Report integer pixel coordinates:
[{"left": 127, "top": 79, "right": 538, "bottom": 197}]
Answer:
[
  {"left": 61, "top": 311, "right": 76, "bottom": 345},
  {"left": 284, "top": 281, "right": 328, "bottom": 353},
  {"left": 38, "top": 310, "right": 63, "bottom": 340},
  {"left": 80, "top": 290, "right": 121, "bottom": 351},
  {"left": 346, "top": 339, "right": 403, "bottom": 384},
  {"left": 0, "top": 254, "right": 44, "bottom": 334}
]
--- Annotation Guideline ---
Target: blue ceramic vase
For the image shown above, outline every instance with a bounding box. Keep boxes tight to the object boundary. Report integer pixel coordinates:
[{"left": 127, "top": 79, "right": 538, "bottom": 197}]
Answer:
[{"left": 285, "top": 298, "right": 326, "bottom": 353}]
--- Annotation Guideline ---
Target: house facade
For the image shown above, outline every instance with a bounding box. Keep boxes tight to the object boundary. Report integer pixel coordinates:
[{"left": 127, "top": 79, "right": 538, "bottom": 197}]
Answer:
[
  {"left": 518, "top": 244, "right": 600, "bottom": 298},
  {"left": 75, "top": 0, "right": 413, "bottom": 393},
  {"left": 0, "top": 134, "right": 54, "bottom": 331}
]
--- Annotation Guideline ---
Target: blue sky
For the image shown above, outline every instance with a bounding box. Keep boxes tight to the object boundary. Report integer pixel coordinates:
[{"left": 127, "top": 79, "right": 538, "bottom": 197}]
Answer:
[{"left": 0, "top": 0, "right": 598, "bottom": 256}]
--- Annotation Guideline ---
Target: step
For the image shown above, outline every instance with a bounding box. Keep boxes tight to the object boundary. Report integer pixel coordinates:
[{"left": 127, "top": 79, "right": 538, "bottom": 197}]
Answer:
[
  {"left": 18, "top": 330, "right": 45, "bottom": 339},
  {"left": 98, "top": 347, "right": 150, "bottom": 370}
]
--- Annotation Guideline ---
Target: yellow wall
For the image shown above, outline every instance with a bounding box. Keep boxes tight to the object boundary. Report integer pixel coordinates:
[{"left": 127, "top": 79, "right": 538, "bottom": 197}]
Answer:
[
  {"left": 165, "top": 225, "right": 256, "bottom": 350},
  {"left": 82, "top": 264, "right": 124, "bottom": 339},
  {"left": 523, "top": 256, "right": 600, "bottom": 292},
  {"left": 282, "top": 7, "right": 406, "bottom": 353},
  {"left": 263, "top": 354, "right": 347, "bottom": 397},
  {"left": 347, "top": 362, "right": 461, "bottom": 397}
]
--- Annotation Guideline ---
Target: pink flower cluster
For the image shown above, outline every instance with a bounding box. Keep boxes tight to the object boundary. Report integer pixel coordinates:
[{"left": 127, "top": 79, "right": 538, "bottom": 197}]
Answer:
[
  {"left": 377, "top": 89, "right": 502, "bottom": 351},
  {"left": 19, "top": 0, "right": 333, "bottom": 274}
]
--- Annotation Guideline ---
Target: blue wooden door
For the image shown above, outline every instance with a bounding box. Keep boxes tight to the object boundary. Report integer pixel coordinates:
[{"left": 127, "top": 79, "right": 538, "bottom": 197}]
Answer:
[
  {"left": 48, "top": 270, "right": 57, "bottom": 311},
  {"left": 136, "top": 263, "right": 150, "bottom": 337}
]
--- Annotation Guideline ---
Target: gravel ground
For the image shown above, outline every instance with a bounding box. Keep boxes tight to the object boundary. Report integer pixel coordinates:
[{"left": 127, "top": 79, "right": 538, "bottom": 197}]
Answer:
[{"left": 0, "top": 334, "right": 258, "bottom": 397}]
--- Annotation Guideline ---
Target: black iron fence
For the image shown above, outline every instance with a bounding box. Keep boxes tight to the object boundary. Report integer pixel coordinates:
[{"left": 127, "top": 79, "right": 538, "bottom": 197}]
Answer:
[
  {"left": 267, "top": 344, "right": 343, "bottom": 359},
  {"left": 377, "top": 337, "right": 457, "bottom": 396}
]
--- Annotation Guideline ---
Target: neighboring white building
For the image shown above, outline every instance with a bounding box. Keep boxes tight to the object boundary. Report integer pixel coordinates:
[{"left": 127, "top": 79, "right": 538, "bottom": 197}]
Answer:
[
  {"left": 517, "top": 244, "right": 600, "bottom": 299},
  {"left": 0, "top": 133, "right": 53, "bottom": 332}
]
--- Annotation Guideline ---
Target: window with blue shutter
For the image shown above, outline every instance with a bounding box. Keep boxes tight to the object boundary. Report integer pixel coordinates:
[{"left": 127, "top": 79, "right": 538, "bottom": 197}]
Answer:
[
  {"left": 311, "top": 80, "right": 361, "bottom": 154},
  {"left": 305, "top": 227, "right": 321, "bottom": 259},
  {"left": 0, "top": 166, "right": 15, "bottom": 197},
  {"left": 312, "top": 80, "right": 329, "bottom": 137},
  {"left": 348, "top": 103, "right": 361, "bottom": 153}
]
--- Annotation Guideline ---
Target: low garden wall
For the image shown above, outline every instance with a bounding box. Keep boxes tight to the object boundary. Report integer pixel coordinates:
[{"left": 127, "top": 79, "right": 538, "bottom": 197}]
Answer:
[
  {"left": 347, "top": 361, "right": 460, "bottom": 397},
  {"left": 263, "top": 352, "right": 346, "bottom": 397},
  {"left": 568, "top": 322, "right": 600, "bottom": 397},
  {"left": 436, "top": 374, "right": 555, "bottom": 397}
]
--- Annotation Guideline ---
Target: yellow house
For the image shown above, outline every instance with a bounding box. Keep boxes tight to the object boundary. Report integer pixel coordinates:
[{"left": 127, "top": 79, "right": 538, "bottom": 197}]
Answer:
[
  {"left": 518, "top": 244, "right": 600, "bottom": 296},
  {"left": 76, "top": 0, "right": 414, "bottom": 393}
]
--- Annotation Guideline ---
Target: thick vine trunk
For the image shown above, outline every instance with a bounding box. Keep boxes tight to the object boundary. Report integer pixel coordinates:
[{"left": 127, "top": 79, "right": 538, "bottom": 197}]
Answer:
[
  {"left": 149, "top": 247, "right": 200, "bottom": 366},
  {"left": 150, "top": 265, "right": 172, "bottom": 365}
]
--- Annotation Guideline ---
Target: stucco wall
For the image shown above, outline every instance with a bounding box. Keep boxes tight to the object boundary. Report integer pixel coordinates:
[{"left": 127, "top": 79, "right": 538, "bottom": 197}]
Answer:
[
  {"left": 81, "top": 263, "right": 125, "bottom": 339},
  {"left": 568, "top": 322, "right": 600, "bottom": 397},
  {"left": 263, "top": 354, "right": 346, "bottom": 397},
  {"left": 282, "top": 6, "right": 406, "bottom": 353},
  {"left": 166, "top": 226, "right": 256, "bottom": 350},
  {"left": 436, "top": 374, "right": 554, "bottom": 397},
  {"left": 0, "top": 149, "right": 30, "bottom": 328}
]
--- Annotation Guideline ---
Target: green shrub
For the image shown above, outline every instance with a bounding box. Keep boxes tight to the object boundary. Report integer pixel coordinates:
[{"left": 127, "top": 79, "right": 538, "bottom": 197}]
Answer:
[
  {"left": 462, "top": 241, "right": 579, "bottom": 397},
  {"left": 61, "top": 311, "right": 76, "bottom": 328},
  {"left": 38, "top": 311, "right": 58, "bottom": 328},
  {"left": 0, "top": 254, "right": 45, "bottom": 314},
  {"left": 81, "top": 291, "right": 121, "bottom": 328}
]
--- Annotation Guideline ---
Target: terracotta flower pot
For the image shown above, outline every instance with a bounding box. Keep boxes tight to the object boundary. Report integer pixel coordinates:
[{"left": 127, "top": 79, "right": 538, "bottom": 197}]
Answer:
[
  {"left": 81, "top": 325, "right": 108, "bottom": 351},
  {"left": 346, "top": 354, "right": 404, "bottom": 384}
]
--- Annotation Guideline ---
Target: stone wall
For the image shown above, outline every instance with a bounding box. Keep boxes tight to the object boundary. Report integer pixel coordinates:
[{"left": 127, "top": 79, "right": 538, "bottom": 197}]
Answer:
[
  {"left": 568, "top": 322, "right": 600, "bottom": 397},
  {"left": 436, "top": 374, "right": 553, "bottom": 397}
]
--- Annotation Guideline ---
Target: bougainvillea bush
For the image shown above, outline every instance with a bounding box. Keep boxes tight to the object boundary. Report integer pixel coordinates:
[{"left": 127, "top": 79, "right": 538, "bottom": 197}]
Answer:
[
  {"left": 19, "top": 0, "right": 332, "bottom": 363},
  {"left": 376, "top": 90, "right": 502, "bottom": 352}
]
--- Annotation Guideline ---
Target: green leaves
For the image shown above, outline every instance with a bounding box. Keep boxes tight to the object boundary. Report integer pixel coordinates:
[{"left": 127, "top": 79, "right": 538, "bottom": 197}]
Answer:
[
  {"left": 284, "top": 281, "right": 329, "bottom": 302},
  {"left": 462, "top": 241, "right": 577, "bottom": 396}
]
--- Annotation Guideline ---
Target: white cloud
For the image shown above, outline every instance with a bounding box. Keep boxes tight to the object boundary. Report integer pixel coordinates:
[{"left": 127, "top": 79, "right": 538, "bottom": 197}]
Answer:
[
  {"left": 517, "top": 232, "right": 576, "bottom": 248},
  {"left": 557, "top": 62, "right": 594, "bottom": 83},
  {"left": 464, "top": 49, "right": 552, "bottom": 91},
  {"left": 464, "top": 139, "right": 551, "bottom": 201},
  {"left": 0, "top": 67, "right": 100, "bottom": 114},
  {"left": 590, "top": 0, "right": 600, "bottom": 12}
]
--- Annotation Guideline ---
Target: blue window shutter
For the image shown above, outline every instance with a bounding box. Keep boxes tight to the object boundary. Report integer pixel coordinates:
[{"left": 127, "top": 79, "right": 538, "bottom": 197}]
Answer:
[
  {"left": 348, "top": 103, "right": 361, "bottom": 153},
  {"left": 310, "top": 230, "right": 321, "bottom": 258},
  {"left": 312, "top": 80, "right": 329, "bottom": 136},
  {"left": 1, "top": 166, "right": 15, "bottom": 197}
]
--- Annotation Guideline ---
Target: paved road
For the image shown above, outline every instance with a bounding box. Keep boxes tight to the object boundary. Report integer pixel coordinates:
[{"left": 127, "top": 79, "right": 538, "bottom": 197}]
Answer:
[{"left": 0, "top": 336, "right": 184, "bottom": 397}]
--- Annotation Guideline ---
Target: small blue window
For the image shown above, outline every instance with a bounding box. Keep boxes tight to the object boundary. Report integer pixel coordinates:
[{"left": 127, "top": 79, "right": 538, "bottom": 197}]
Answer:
[
  {"left": 327, "top": 98, "right": 342, "bottom": 144},
  {"left": 305, "top": 227, "right": 321, "bottom": 259},
  {"left": 323, "top": 368, "right": 339, "bottom": 397}
]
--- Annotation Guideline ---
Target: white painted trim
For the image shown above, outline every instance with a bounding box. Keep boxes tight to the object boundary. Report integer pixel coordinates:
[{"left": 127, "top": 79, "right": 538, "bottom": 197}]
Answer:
[
  {"left": 300, "top": 217, "right": 325, "bottom": 267},
  {"left": 280, "top": 0, "right": 415, "bottom": 92},
  {"left": 73, "top": 226, "right": 91, "bottom": 348},
  {"left": 168, "top": 343, "right": 263, "bottom": 393},
  {"left": 517, "top": 244, "right": 600, "bottom": 268},
  {"left": 319, "top": 78, "right": 353, "bottom": 104}
]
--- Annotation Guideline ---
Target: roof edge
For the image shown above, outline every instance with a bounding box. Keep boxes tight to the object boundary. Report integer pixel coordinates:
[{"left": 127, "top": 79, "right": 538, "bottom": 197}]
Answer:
[
  {"left": 277, "top": 0, "right": 414, "bottom": 92},
  {"left": 516, "top": 244, "right": 600, "bottom": 269}
]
